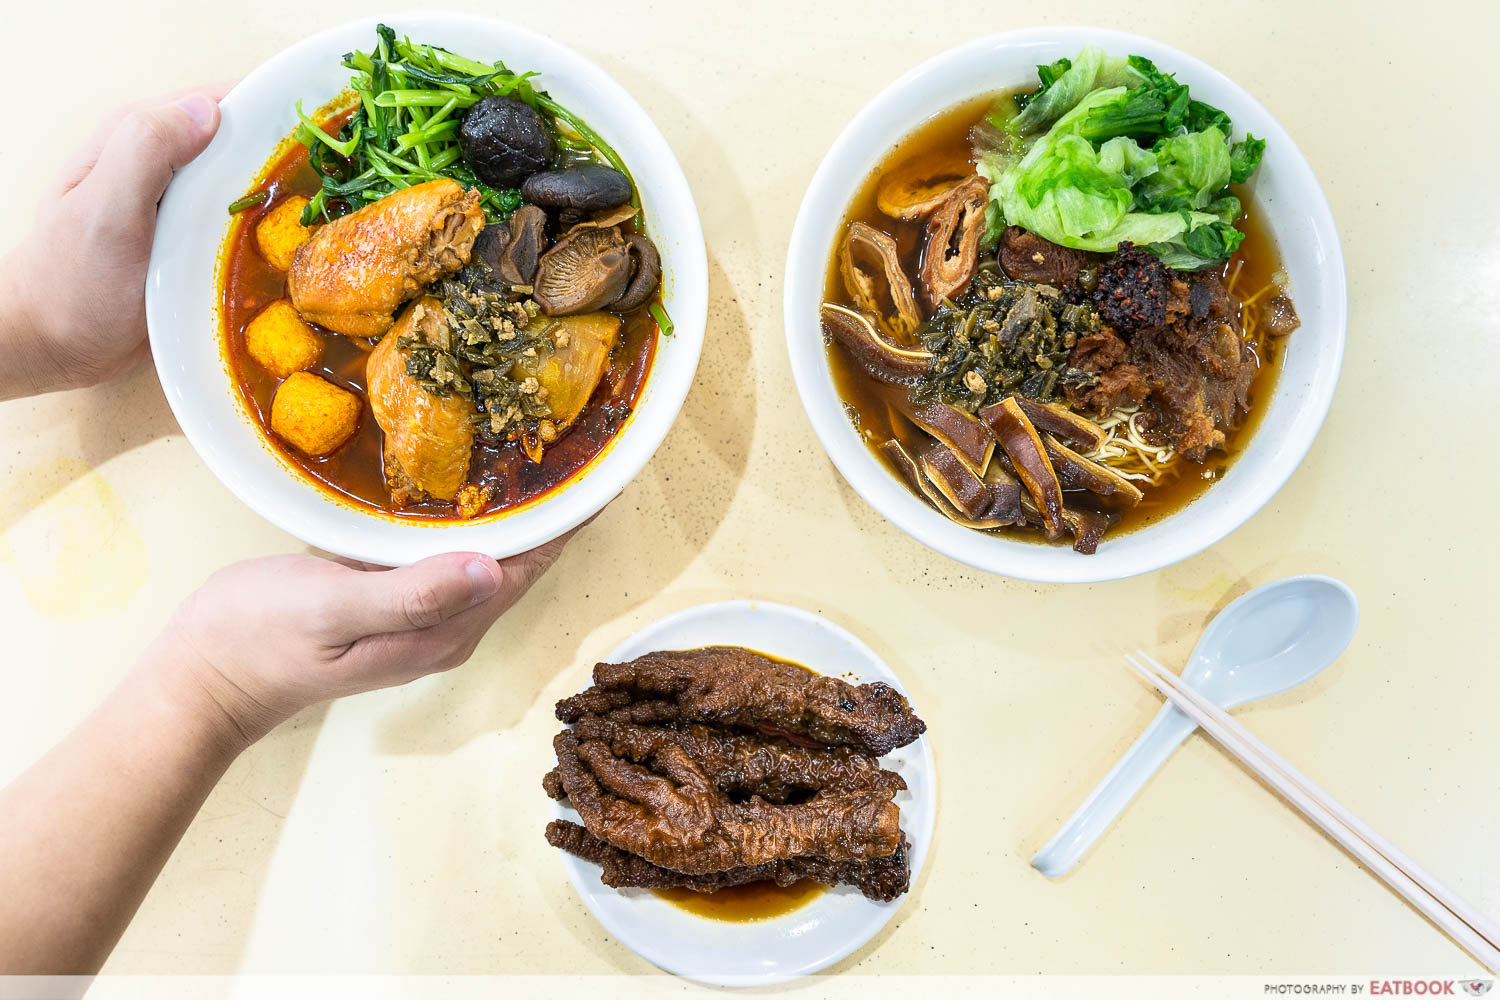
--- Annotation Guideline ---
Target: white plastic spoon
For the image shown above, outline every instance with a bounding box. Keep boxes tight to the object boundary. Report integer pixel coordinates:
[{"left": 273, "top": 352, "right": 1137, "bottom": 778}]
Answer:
[{"left": 1031, "top": 574, "right": 1359, "bottom": 878}]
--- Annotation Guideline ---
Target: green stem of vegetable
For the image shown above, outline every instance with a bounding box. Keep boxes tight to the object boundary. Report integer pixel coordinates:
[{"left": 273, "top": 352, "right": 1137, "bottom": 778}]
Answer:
[
  {"left": 648, "top": 301, "right": 674, "bottom": 337},
  {"left": 428, "top": 145, "right": 461, "bottom": 171},
  {"left": 227, "top": 190, "right": 269, "bottom": 214},
  {"left": 374, "top": 89, "right": 480, "bottom": 109},
  {"left": 295, "top": 100, "right": 362, "bottom": 157},
  {"left": 427, "top": 96, "right": 461, "bottom": 127},
  {"left": 410, "top": 44, "right": 495, "bottom": 78},
  {"left": 396, "top": 120, "right": 459, "bottom": 151},
  {"left": 300, "top": 188, "right": 329, "bottom": 225}
]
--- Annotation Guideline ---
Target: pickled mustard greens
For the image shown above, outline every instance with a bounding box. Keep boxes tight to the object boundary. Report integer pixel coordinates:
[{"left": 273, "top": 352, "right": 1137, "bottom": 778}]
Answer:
[{"left": 978, "top": 47, "right": 1266, "bottom": 269}]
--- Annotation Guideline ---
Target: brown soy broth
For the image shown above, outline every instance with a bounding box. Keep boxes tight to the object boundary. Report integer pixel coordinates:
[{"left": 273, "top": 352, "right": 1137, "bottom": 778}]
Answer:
[
  {"left": 823, "top": 92, "right": 1289, "bottom": 540},
  {"left": 654, "top": 880, "right": 826, "bottom": 921},
  {"left": 219, "top": 113, "right": 658, "bottom": 520}
]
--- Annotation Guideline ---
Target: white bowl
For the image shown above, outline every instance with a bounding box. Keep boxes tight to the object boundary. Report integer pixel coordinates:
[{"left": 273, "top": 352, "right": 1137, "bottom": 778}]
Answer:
[
  {"left": 550, "top": 601, "right": 936, "bottom": 986},
  {"left": 784, "top": 26, "right": 1346, "bottom": 584},
  {"left": 147, "top": 12, "right": 707, "bottom": 565}
]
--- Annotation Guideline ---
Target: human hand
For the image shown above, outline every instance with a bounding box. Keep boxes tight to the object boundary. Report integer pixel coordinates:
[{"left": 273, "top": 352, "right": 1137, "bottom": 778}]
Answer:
[
  {"left": 1, "top": 87, "right": 227, "bottom": 400},
  {"left": 167, "top": 535, "right": 578, "bottom": 747}
]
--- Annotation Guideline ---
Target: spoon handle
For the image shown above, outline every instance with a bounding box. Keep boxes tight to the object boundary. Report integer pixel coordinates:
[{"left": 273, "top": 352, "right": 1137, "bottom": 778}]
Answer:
[{"left": 1031, "top": 701, "right": 1199, "bottom": 877}]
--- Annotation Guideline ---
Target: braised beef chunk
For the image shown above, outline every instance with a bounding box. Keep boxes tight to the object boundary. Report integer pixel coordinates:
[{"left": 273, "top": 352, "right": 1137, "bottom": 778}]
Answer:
[
  {"left": 1066, "top": 330, "right": 1149, "bottom": 414},
  {"left": 1264, "top": 293, "right": 1301, "bottom": 336},
  {"left": 1091, "top": 242, "right": 1170, "bottom": 335},
  {"left": 1070, "top": 329, "right": 1129, "bottom": 372},
  {"left": 998, "top": 226, "right": 1095, "bottom": 287},
  {"left": 1066, "top": 261, "right": 1257, "bottom": 462}
]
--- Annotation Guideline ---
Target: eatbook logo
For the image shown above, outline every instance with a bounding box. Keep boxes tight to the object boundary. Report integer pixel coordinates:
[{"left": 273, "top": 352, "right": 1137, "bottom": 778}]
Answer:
[{"left": 1461, "top": 983, "right": 1493, "bottom": 997}]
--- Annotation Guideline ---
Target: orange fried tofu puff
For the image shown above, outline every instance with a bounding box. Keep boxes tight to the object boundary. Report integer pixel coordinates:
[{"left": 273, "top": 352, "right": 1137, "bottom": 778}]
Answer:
[
  {"left": 255, "top": 195, "right": 312, "bottom": 271},
  {"left": 244, "top": 300, "right": 324, "bottom": 378},
  {"left": 270, "top": 372, "right": 361, "bottom": 456}
]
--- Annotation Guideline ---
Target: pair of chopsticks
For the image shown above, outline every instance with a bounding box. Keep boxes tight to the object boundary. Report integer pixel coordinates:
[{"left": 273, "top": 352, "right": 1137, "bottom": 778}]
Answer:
[{"left": 1126, "top": 650, "right": 1500, "bottom": 973}]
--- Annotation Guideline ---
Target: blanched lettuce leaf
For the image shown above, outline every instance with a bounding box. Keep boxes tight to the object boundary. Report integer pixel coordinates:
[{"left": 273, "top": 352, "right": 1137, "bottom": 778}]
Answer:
[
  {"left": 981, "top": 48, "right": 1265, "bottom": 269},
  {"left": 1133, "top": 127, "right": 1232, "bottom": 213},
  {"left": 1007, "top": 47, "right": 1131, "bottom": 138}
]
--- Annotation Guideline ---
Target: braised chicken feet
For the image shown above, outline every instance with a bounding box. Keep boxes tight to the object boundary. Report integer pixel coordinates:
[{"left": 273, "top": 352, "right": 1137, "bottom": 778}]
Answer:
[
  {"left": 551, "top": 730, "right": 903, "bottom": 875},
  {"left": 555, "top": 646, "right": 927, "bottom": 757}
]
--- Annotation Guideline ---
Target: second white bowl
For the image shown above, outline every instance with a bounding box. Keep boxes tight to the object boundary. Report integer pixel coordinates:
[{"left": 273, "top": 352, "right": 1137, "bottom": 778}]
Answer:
[{"left": 783, "top": 26, "right": 1346, "bottom": 584}]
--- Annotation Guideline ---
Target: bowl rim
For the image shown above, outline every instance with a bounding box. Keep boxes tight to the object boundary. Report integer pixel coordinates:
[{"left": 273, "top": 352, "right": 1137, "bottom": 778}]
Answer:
[
  {"left": 783, "top": 25, "right": 1347, "bottom": 584},
  {"left": 147, "top": 11, "right": 707, "bottom": 565}
]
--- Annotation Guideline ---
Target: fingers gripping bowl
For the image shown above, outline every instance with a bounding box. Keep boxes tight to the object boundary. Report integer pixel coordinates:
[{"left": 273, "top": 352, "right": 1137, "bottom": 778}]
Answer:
[
  {"left": 147, "top": 14, "right": 707, "bottom": 564},
  {"left": 784, "top": 27, "right": 1346, "bottom": 583}
]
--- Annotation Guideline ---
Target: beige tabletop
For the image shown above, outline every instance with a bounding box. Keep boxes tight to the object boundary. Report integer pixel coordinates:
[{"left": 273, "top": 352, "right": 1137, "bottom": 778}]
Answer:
[{"left": 1, "top": 0, "right": 1495, "bottom": 979}]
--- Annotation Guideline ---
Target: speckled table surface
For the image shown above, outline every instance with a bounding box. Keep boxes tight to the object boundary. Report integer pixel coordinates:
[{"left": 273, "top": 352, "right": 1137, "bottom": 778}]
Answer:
[{"left": 1, "top": 0, "right": 1495, "bottom": 978}]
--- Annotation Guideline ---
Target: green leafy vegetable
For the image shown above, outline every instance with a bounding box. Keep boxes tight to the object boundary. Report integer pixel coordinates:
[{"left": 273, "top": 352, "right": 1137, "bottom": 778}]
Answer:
[
  {"left": 1228, "top": 135, "right": 1265, "bottom": 185},
  {"left": 291, "top": 24, "right": 626, "bottom": 226},
  {"left": 284, "top": 25, "right": 673, "bottom": 336},
  {"left": 978, "top": 47, "right": 1266, "bottom": 269},
  {"left": 1013, "top": 57, "right": 1071, "bottom": 112}
]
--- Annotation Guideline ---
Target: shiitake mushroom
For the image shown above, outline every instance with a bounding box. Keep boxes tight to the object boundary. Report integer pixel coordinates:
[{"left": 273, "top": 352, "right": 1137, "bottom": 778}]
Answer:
[
  {"left": 499, "top": 206, "right": 548, "bottom": 286},
  {"left": 613, "top": 234, "right": 661, "bottom": 311},
  {"left": 533, "top": 225, "right": 662, "bottom": 316},
  {"left": 521, "top": 164, "right": 632, "bottom": 212},
  {"left": 533, "top": 227, "right": 632, "bottom": 315},
  {"left": 459, "top": 96, "right": 556, "bottom": 188}
]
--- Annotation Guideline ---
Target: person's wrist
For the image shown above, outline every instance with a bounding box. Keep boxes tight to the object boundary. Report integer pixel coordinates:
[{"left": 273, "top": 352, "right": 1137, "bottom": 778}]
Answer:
[
  {"left": 0, "top": 250, "right": 75, "bottom": 400},
  {"left": 141, "top": 626, "right": 287, "bottom": 756}
]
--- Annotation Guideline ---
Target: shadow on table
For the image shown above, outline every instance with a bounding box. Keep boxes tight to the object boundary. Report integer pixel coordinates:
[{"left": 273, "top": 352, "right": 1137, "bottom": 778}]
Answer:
[
  {"left": 107, "top": 701, "right": 331, "bottom": 975},
  {"left": 372, "top": 84, "right": 759, "bottom": 753},
  {"left": 1, "top": 364, "right": 181, "bottom": 526}
]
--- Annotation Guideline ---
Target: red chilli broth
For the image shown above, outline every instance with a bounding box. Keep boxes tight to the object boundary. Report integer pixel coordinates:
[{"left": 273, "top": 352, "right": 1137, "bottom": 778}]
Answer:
[{"left": 219, "top": 109, "right": 658, "bottom": 521}]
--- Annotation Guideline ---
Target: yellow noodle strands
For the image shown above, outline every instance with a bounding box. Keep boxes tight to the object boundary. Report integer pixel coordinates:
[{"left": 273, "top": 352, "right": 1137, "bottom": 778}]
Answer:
[{"left": 1084, "top": 406, "right": 1178, "bottom": 485}]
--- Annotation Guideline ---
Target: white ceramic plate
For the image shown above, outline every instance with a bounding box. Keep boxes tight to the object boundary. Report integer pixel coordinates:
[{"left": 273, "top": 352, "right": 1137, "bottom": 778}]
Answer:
[
  {"left": 784, "top": 27, "right": 1347, "bottom": 583},
  {"left": 549, "top": 601, "right": 936, "bottom": 986},
  {"left": 147, "top": 13, "right": 707, "bottom": 565}
]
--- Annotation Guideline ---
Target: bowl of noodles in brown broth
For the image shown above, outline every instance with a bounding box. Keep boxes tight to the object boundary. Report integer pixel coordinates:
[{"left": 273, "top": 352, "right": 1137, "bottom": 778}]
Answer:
[{"left": 784, "top": 28, "right": 1346, "bottom": 583}]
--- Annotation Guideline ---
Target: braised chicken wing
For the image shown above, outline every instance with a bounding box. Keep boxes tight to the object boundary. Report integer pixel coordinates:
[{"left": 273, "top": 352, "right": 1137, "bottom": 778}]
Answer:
[
  {"left": 288, "top": 179, "right": 485, "bottom": 337},
  {"left": 366, "top": 298, "right": 476, "bottom": 503}
]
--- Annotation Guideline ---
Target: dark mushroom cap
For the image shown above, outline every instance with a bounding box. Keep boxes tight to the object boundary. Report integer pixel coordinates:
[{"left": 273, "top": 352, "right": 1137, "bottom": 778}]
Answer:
[
  {"left": 499, "top": 205, "right": 549, "bottom": 286},
  {"left": 471, "top": 223, "right": 510, "bottom": 275},
  {"left": 521, "top": 164, "right": 633, "bottom": 212},
  {"left": 459, "top": 96, "right": 556, "bottom": 188},
  {"left": 533, "top": 226, "right": 632, "bottom": 315},
  {"left": 613, "top": 234, "right": 662, "bottom": 311}
]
